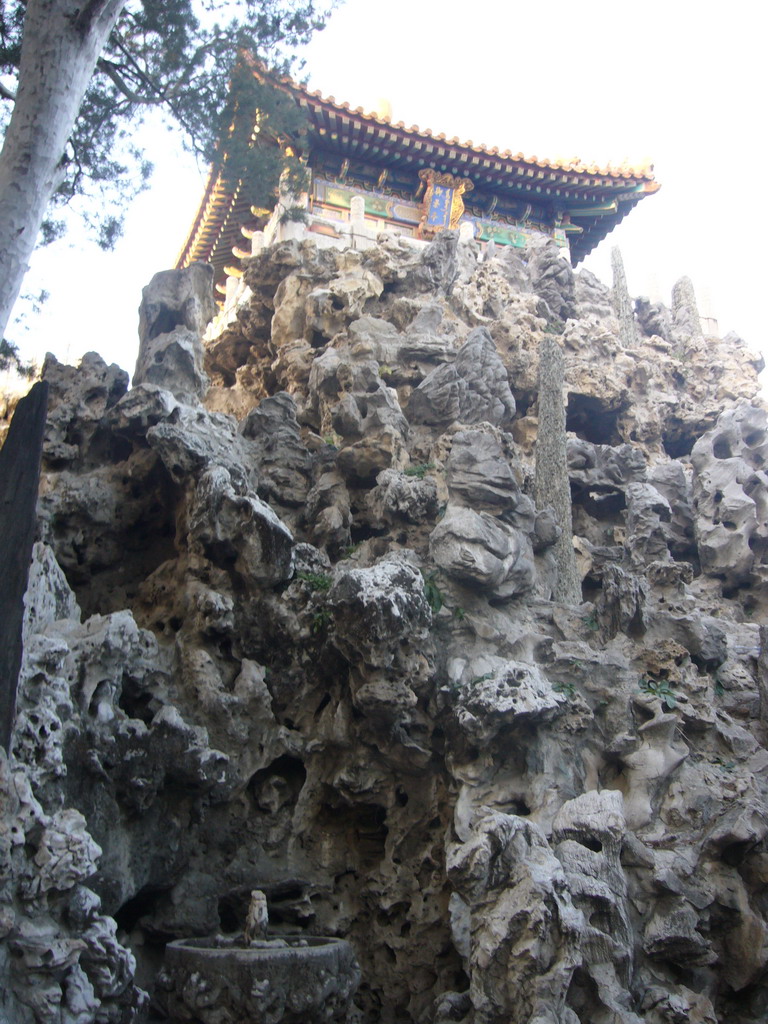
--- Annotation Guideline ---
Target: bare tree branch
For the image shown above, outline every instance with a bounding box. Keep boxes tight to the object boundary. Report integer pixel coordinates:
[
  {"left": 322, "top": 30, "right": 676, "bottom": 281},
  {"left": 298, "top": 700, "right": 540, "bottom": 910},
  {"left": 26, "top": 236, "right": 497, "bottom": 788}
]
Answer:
[{"left": 96, "top": 57, "right": 157, "bottom": 104}]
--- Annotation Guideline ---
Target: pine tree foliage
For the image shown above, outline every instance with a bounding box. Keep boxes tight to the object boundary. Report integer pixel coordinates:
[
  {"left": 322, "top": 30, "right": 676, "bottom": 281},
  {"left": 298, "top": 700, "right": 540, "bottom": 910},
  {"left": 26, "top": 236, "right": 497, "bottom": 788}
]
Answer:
[
  {"left": 0, "top": 0, "right": 329, "bottom": 247},
  {"left": 0, "top": 338, "right": 35, "bottom": 377}
]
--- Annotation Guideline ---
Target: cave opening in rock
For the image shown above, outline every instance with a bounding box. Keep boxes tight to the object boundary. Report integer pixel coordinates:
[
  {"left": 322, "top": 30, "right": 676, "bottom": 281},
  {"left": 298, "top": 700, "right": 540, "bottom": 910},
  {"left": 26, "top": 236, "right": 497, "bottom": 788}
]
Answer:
[
  {"left": 662, "top": 422, "right": 699, "bottom": 458},
  {"left": 566, "top": 394, "right": 622, "bottom": 445},
  {"left": 249, "top": 755, "right": 307, "bottom": 814},
  {"left": 147, "top": 307, "right": 184, "bottom": 340},
  {"left": 114, "top": 886, "right": 174, "bottom": 938},
  {"left": 577, "top": 835, "right": 603, "bottom": 853}
]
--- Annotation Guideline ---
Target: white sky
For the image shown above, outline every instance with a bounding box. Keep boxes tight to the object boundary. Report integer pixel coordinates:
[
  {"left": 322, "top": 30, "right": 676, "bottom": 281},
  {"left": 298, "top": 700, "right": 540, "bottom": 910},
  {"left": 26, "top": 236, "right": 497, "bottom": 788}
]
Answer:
[{"left": 11, "top": 0, "right": 767, "bottom": 384}]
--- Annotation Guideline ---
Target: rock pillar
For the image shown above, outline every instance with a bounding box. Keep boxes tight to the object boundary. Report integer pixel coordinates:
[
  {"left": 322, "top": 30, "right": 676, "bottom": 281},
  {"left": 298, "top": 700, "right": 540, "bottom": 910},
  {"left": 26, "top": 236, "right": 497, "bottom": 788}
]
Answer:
[
  {"left": 0, "top": 380, "right": 48, "bottom": 750},
  {"left": 671, "top": 275, "right": 704, "bottom": 344},
  {"left": 611, "top": 247, "right": 637, "bottom": 349},
  {"left": 534, "top": 336, "right": 581, "bottom": 604}
]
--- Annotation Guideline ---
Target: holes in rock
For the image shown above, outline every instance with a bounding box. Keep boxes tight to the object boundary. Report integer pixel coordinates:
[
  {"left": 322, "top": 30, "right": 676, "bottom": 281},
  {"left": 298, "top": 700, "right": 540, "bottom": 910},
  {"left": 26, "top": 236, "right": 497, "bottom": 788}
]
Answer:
[
  {"left": 268, "top": 882, "right": 315, "bottom": 928},
  {"left": 577, "top": 836, "right": 603, "bottom": 853},
  {"left": 662, "top": 419, "right": 699, "bottom": 459},
  {"left": 376, "top": 900, "right": 411, "bottom": 928},
  {"left": 744, "top": 430, "right": 765, "bottom": 449},
  {"left": 395, "top": 787, "right": 409, "bottom": 807},
  {"left": 87, "top": 681, "right": 112, "bottom": 719},
  {"left": 87, "top": 428, "right": 133, "bottom": 466},
  {"left": 309, "top": 329, "right": 326, "bottom": 349},
  {"left": 589, "top": 908, "right": 613, "bottom": 931},
  {"left": 51, "top": 457, "right": 179, "bottom": 618},
  {"left": 118, "top": 685, "right": 155, "bottom": 726},
  {"left": 217, "top": 895, "right": 240, "bottom": 933},
  {"left": 713, "top": 436, "right": 733, "bottom": 460},
  {"left": 634, "top": 701, "right": 656, "bottom": 724},
  {"left": 349, "top": 523, "right": 388, "bottom": 544},
  {"left": 721, "top": 840, "right": 754, "bottom": 867},
  {"left": 314, "top": 693, "right": 331, "bottom": 718},
  {"left": 114, "top": 886, "right": 171, "bottom": 936},
  {"left": 148, "top": 308, "right": 183, "bottom": 340},
  {"left": 581, "top": 576, "right": 602, "bottom": 604},
  {"left": 512, "top": 390, "right": 535, "bottom": 417},
  {"left": 315, "top": 798, "right": 388, "bottom": 868},
  {"left": 566, "top": 394, "right": 622, "bottom": 445},
  {"left": 571, "top": 484, "right": 626, "bottom": 520},
  {"left": 566, "top": 965, "right": 603, "bottom": 1020},
  {"left": 744, "top": 475, "right": 764, "bottom": 501},
  {"left": 249, "top": 755, "right": 307, "bottom": 813},
  {"left": 509, "top": 798, "right": 531, "bottom": 816}
]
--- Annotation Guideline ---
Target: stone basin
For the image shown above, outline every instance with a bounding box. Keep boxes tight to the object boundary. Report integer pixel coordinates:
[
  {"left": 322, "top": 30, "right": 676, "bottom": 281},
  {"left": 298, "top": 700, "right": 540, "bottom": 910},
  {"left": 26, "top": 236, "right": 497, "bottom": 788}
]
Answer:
[{"left": 156, "top": 935, "right": 360, "bottom": 1024}]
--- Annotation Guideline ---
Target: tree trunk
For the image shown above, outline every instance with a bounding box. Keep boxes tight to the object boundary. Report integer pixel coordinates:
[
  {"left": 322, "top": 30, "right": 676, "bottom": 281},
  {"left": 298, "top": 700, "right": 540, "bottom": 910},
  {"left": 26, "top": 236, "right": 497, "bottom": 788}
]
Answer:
[{"left": 0, "top": 0, "right": 126, "bottom": 343}]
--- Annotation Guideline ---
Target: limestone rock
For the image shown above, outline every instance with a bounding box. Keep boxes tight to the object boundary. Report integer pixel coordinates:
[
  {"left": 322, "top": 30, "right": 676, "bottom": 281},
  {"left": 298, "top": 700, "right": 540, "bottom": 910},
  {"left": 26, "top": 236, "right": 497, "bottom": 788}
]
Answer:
[
  {"left": 454, "top": 661, "right": 565, "bottom": 742},
  {"left": 430, "top": 505, "right": 534, "bottom": 596},
  {"left": 138, "top": 263, "right": 215, "bottom": 344},
  {"left": 240, "top": 391, "right": 312, "bottom": 508},
  {"left": 446, "top": 429, "right": 522, "bottom": 514},
  {"left": 134, "top": 264, "right": 214, "bottom": 402},
  {"left": 188, "top": 466, "right": 294, "bottom": 586},
  {"left": 42, "top": 352, "right": 128, "bottom": 466},
  {"left": 527, "top": 236, "right": 576, "bottom": 323},
  {"left": 447, "top": 811, "right": 583, "bottom": 1023},
  {"left": 6, "top": 230, "right": 768, "bottom": 1024},
  {"left": 691, "top": 401, "right": 768, "bottom": 587},
  {"left": 408, "top": 327, "right": 515, "bottom": 427},
  {"left": 369, "top": 468, "right": 439, "bottom": 524},
  {"left": 329, "top": 557, "right": 431, "bottom": 670}
]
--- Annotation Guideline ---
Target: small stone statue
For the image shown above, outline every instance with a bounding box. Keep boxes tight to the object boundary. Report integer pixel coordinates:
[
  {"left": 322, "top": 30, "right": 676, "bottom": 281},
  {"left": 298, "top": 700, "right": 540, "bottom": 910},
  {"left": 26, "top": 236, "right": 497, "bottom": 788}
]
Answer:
[{"left": 244, "top": 889, "right": 269, "bottom": 944}]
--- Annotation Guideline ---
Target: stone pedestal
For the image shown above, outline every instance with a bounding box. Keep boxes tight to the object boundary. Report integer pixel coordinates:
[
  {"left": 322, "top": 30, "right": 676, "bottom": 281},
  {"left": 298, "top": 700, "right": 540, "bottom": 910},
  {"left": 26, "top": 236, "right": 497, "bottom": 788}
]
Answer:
[{"left": 156, "top": 936, "right": 360, "bottom": 1023}]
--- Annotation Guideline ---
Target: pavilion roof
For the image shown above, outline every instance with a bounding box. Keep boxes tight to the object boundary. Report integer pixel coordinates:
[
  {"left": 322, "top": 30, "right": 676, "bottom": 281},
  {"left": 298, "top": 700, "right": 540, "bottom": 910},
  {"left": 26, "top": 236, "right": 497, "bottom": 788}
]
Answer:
[{"left": 177, "top": 71, "right": 659, "bottom": 276}]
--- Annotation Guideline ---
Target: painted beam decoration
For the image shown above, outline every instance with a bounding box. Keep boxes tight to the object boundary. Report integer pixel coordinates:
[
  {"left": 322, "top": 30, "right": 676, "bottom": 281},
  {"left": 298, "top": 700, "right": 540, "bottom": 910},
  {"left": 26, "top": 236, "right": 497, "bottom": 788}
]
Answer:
[{"left": 418, "top": 169, "right": 473, "bottom": 238}]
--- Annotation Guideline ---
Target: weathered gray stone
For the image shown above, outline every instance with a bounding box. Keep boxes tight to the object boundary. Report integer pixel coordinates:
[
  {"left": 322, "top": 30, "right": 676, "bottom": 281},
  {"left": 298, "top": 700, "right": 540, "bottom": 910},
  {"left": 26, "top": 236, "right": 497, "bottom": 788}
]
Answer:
[
  {"left": 6, "top": 230, "right": 768, "bottom": 1024},
  {"left": 635, "top": 296, "right": 672, "bottom": 341},
  {"left": 429, "top": 505, "right": 534, "bottom": 595},
  {"left": 446, "top": 429, "right": 521, "bottom": 514},
  {"left": 42, "top": 352, "right": 128, "bottom": 466},
  {"left": 369, "top": 469, "right": 439, "bottom": 524},
  {"left": 527, "top": 236, "right": 576, "bottom": 323},
  {"left": 157, "top": 936, "right": 360, "bottom": 1024},
  {"left": 329, "top": 557, "right": 431, "bottom": 670},
  {"left": 535, "top": 336, "right": 580, "bottom": 604},
  {"left": 408, "top": 327, "right": 515, "bottom": 427},
  {"left": 691, "top": 402, "right": 768, "bottom": 587},
  {"left": 135, "top": 264, "right": 214, "bottom": 402},
  {"left": 188, "top": 466, "right": 294, "bottom": 586},
  {"left": 447, "top": 811, "right": 583, "bottom": 1023},
  {"left": 611, "top": 248, "right": 638, "bottom": 349},
  {"left": 240, "top": 392, "right": 312, "bottom": 508}
]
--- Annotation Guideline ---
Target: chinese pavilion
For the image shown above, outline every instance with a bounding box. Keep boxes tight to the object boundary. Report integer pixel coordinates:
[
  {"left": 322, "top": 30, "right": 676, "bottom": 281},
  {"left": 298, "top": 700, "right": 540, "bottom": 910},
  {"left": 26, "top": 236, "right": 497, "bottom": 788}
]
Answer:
[{"left": 177, "top": 70, "right": 659, "bottom": 305}]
